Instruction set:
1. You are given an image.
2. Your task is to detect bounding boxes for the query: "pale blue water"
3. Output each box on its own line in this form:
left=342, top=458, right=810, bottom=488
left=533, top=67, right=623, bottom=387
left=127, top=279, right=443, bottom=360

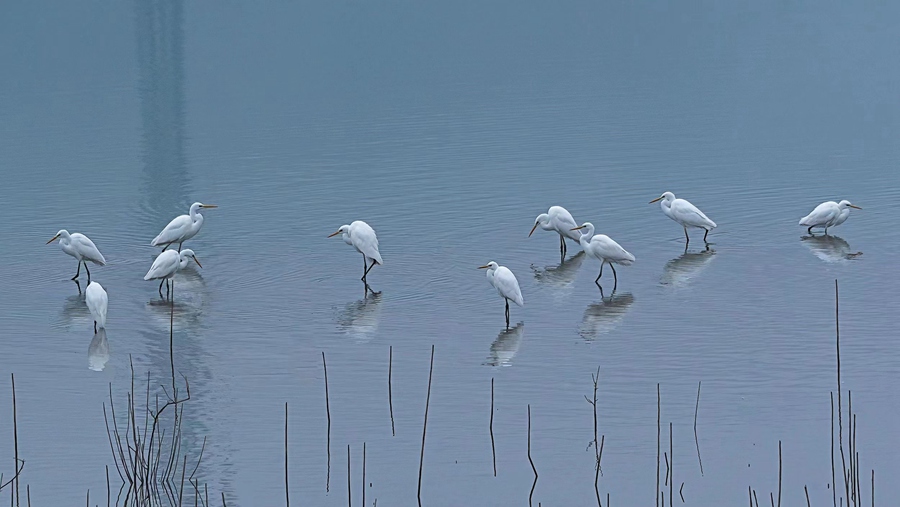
left=1, top=0, right=899, bottom=505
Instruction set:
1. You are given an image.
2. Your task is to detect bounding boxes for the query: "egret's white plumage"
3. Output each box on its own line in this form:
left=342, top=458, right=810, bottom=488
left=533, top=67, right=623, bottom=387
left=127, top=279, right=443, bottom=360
left=329, top=221, right=383, bottom=291
left=479, top=261, right=523, bottom=328
left=85, top=281, right=108, bottom=333
left=799, top=200, right=861, bottom=234
left=47, top=229, right=106, bottom=282
left=144, top=248, right=201, bottom=298
left=151, top=202, right=218, bottom=250
left=650, top=192, right=717, bottom=244
left=573, top=222, right=634, bottom=288
left=529, top=206, right=581, bottom=256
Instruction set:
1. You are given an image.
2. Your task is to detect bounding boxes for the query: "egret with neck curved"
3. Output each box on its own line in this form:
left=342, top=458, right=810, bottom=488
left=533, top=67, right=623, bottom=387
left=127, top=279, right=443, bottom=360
left=143, top=248, right=202, bottom=299
left=151, top=202, right=218, bottom=251
left=47, top=229, right=106, bottom=283
left=329, top=220, right=383, bottom=294
left=85, top=281, right=108, bottom=333
left=649, top=192, right=717, bottom=245
left=528, top=206, right=581, bottom=257
left=571, top=222, right=634, bottom=290
left=479, top=261, right=524, bottom=329
left=799, top=200, right=861, bottom=235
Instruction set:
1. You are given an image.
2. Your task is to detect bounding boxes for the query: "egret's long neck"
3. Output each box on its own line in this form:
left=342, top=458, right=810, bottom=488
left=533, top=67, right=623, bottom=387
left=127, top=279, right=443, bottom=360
left=190, top=208, right=203, bottom=224
left=178, top=256, right=190, bottom=271
left=579, top=225, right=594, bottom=244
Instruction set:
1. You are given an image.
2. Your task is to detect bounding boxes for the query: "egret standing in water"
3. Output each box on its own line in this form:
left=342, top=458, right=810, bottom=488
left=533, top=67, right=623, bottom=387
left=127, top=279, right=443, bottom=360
left=143, top=248, right=202, bottom=299
left=528, top=206, right=581, bottom=257
left=572, top=222, right=634, bottom=290
left=151, top=202, right=218, bottom=251
left=649, top=192, right=717, bottom=245
left=799, top=200, right=861, bottom=235
left=328, top=221, right=383, bottom=294
left=479, top=261, right=524, bottom=329
left=47, top=230, right=106, bottom=283
left=85, top=281, right=108, bottom=333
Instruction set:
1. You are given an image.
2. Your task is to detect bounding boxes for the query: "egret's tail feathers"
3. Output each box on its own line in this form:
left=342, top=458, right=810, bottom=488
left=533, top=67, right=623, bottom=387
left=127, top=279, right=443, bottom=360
left=706, top=219, right=717, bottom=229
left=512, top=295, right=524, bottom=307
left=799, top=216, right=814, bottom=226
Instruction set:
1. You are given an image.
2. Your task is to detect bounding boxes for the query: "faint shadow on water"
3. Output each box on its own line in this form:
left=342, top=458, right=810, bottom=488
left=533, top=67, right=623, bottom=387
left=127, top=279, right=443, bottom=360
left=487, top=322, right=525, bottom=367
left=144, top=271, right=208, bottom=332
left=801, top=234, right=862, bottom=263
left=88, top=329, right=110, bottom=371
left=660, top=248, right=717, bottom=288
left=58, top=290, right=91, bottom=330
left=531, top=251, right=586, bottom=298
left=578, top=293, right=635, bottom=341
left=336, top=293, right=383, bottom=342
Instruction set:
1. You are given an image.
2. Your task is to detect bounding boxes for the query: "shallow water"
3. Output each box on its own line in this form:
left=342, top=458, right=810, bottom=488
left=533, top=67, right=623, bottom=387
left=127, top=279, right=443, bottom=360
left=2, top=0, right=900, bottom=504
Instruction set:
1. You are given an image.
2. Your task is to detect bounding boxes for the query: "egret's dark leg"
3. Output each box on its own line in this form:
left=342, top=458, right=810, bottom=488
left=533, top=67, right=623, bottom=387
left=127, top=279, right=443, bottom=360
left=610, top=264, right=618, bottom=291
left=158, top=279, right=166, bottom=297
left=73, top=279, right=82, bottom=294
left=72, top=260, right=82, bottom=280
left=505, top=299, right=510, bottom=329
left=825, top=226, right=829, bottom=236
left=177, top=241, right=184, bottom=252
left=361, top=254, right=368, bottom=282
left=166, top=279, right=171, bottom=300
left=703, top=228, right=709, bottom=243
left=364, top=259, right=377, bottom=276
left=162, top=242, right=171, bottom=252
left=83, top=262, right=91, bottom=283
left=807, top=226, right=813, bottom=235
left=560, top=235, right=567, bottom=257
left=684, top=226, right=690, bottom=247
left=94, top=321, right=97, bottom=333
left=594, top=262, right=605, bottom=286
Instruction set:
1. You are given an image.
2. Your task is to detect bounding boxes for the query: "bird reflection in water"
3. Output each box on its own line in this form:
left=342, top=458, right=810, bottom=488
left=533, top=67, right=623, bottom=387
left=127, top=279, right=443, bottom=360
left=488, top=322, right=524, bottom=367
left=336, top=292, right=383, bottom=342
left=800, top=235, right=862, bottom=263
left=58, top=289, right=91, bottom=330
left=146, top=268, right=207, bottom=332
left=579, top=293, right=635, bottom=341
left=88, top=329, right=110, bottom=372
left=531, top=251, right=586, bottom=297
left=660, top=247, right=717, bottom=288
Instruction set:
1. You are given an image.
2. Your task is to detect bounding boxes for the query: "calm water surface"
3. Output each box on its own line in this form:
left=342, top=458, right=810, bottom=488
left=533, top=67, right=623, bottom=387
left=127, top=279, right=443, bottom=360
left=2, top=0, right=899, bottom=505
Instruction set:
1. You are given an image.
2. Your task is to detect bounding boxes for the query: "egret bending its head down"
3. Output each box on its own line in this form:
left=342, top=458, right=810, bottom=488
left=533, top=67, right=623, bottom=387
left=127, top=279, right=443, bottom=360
left=649, top=192, right=717, bottom=245
left=328, top=220, right=383, bottom=294
left=143, top=248, right=201, bottom=299
left=151, top=202, right=218, bottom=251
left=47, top=230, right=106, bottom=283
left=799, top=200, right=861, bottom=235
left=478, top=261, right=524, bottom=329
left=572, top=222, right=634, bottom=290
left=528, top=206, right=581, bottom=257
left=85, top=281, right=108, bottom=333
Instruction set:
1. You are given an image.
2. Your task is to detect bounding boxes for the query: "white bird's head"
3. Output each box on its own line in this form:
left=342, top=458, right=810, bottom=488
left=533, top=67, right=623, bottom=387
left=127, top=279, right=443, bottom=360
left=649, top=192, right=675, bottom=204
left=179, top=249, right=202, bottom=268
left=570, top=222, right=594, bottom=236
left=191, top=202, right=218, bottom=213
left=838, top=200, right=862, bottom=210
left=328, top=225, right=351, bottom=238
left=528, top=214, right=551, bottom=237
left=478, top=261, right=500, bottom=271
left=46, top=229, right=70, bottom=244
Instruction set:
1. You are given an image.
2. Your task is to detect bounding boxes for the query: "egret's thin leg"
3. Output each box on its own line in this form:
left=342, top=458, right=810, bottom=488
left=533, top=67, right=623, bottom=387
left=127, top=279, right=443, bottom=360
left=162, top=243, right=171, bottom=252
left=72, top=260, right=82, bottom=280
left=364, top=259, right=377, bottom=276
left=703, top=228, right=709, bottom=243
left=807, top=226, right=813, bottom=235
left=94, top=321, right=97, bottom=334
left=84, top=261, right=91, bottom=283
left=158, top=279, right=166, bottom=297
left=560, top=235, right=566, bottom=257
left=825, top=226, right=829, bottom=235
left=73, top=279, right=82, bottom=294
left=505, top=299, right=510, bottom=329
left=610, top=264, right=618, bottom=285
left=684, top=226, right=690, bottom=246
left=361, top=254, right=368, bottom=282
left=594, top=263, right=604, bottom=286
left=177, top=241, right=184, bottom=252
left=166, top=279, right=171, bottom=300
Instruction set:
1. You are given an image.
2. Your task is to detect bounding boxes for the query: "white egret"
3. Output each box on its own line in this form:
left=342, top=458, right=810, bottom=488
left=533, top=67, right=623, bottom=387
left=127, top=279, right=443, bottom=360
left=649, top=192, right=717, bottom=245
left=143, top=248, right=201, bottom=299
left=478, top=261, right=524, bottom=329
left=328, top=221, right=383, bottom=292
left=47, top=230, right=106, bottom=283
left=799, top=200, right=861, bottom=235
left=572, top=222, right=635, bottom=289
left=85, top=281, right=108, bottom=333
left=529, top=206, right=581, bottom=257
left=151, top=202, right=218, bottom=251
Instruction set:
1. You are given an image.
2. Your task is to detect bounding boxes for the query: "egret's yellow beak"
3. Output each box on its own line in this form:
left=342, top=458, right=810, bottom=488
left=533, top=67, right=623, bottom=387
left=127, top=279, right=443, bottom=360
left=46, top=234, right=60, bottom=244
left=477, top=265, right=490, bottom=269
left=849, top=204, right=862, bottom=210
left=528, top=223, right=539, bottom=237
left=649, top=196, right=664, bottom=204
left=570, top=225, right=586, bottom=231
left=200, top=204, right=218, bottom=209
left=192, top=256, right=203, bottom=269
left=327, top=230, right=341, bottom=238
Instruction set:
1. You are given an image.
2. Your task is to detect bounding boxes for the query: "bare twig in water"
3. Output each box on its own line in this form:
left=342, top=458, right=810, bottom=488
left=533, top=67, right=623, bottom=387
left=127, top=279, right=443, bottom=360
left=669, top=423, right=673, bottom=507
left=693, top=381, right=703, bottom=476
left=347, top=445, right=351, bottom=507
left=417, top=345, right=435, bottom=507
left=835, top=280, right=850, bottom=504
left=362, top=442, right=366, bottom=507
left=527, top=405, right=538, bottom=507
left=11, top=373, right=21, bottom=506
left=805, top=485, right=810, bottom=507
left=679, top=482, right=684, bottom=503
left=285, top=402, right=289, bottom=507
left=323, top=352, right=331, bottom=493
left=388, top=346, right=395, bottom=437
left=490, top=378, right=496, bottom=477
left=584, top=366, right=603, bottom=506
left=777, top=440, right=782, bottom=507
left=831, top=392, right=836, bottom=507
left=656, top=384, right=660, bottom=507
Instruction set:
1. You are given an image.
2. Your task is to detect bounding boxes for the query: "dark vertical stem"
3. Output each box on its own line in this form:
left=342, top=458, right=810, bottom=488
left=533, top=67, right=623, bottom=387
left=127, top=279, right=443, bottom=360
left=362, top=442, right=366, bottom=507
left=388, top=346, right=395, bottom=437
left=835, top=280, right=849, bottom=504
left=848, top=392, right=854, bottom=506
left=777, top=440, right=782, bottom=507
left=588, top=366, right=602, bottom=507
left=656, top=384, right=660, bottom=507
left=679, top=483, right=684, bottom=503
left=769, top=492, right=774, bottom=507
left=490, top=378, right=496, bottom=477
left=749, top=486, right=752, bottom=507
left=170, top=280, right=176, bottom=395
left=832, top=392, right=837, bottom=507
left=805, top=485, right=810, bottom=507
left=347, top=445, right=351, bottom=507
left=527, top=405, right=538, bottom=507
left=106, top=465, right=110, bottom=507
left=870, top=470, right=873, bottom=507
left=753, top=489, right=759, bottom=507
left=669, top=423, right=673, bottom=507
left=221, top=492, right=226, bottom=507
left=284, top=402, right=289, bottom=507
left=322, top=352, right=331, bottom=493
left=85, top=490, right=88, bottom=507
left=417, top=345, right=435, bottom=507
left=693, top=381, right=703, bottom=476
left=11, top=373, right=18, bottom=507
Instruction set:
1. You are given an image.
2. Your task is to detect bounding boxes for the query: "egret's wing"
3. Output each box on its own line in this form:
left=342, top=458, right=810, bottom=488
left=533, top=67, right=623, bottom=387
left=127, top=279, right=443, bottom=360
left=672, top=200, right=716, bottom=229
left=549, top=206, right=580, bottom=240
left=592, top=235, right=635, bottom=264
left=350, top=221, right=383, bottom=264
left=799, top=202, right=837, bottom=226
left=85, top=283, right=108, bottom=326
left=144, top=251, right=179, bottom=280
left=151, top=214, right=192, bottom=246
left=72, top=233, right=106, bottom=265
left=494, top=267, right=524, bottom=306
